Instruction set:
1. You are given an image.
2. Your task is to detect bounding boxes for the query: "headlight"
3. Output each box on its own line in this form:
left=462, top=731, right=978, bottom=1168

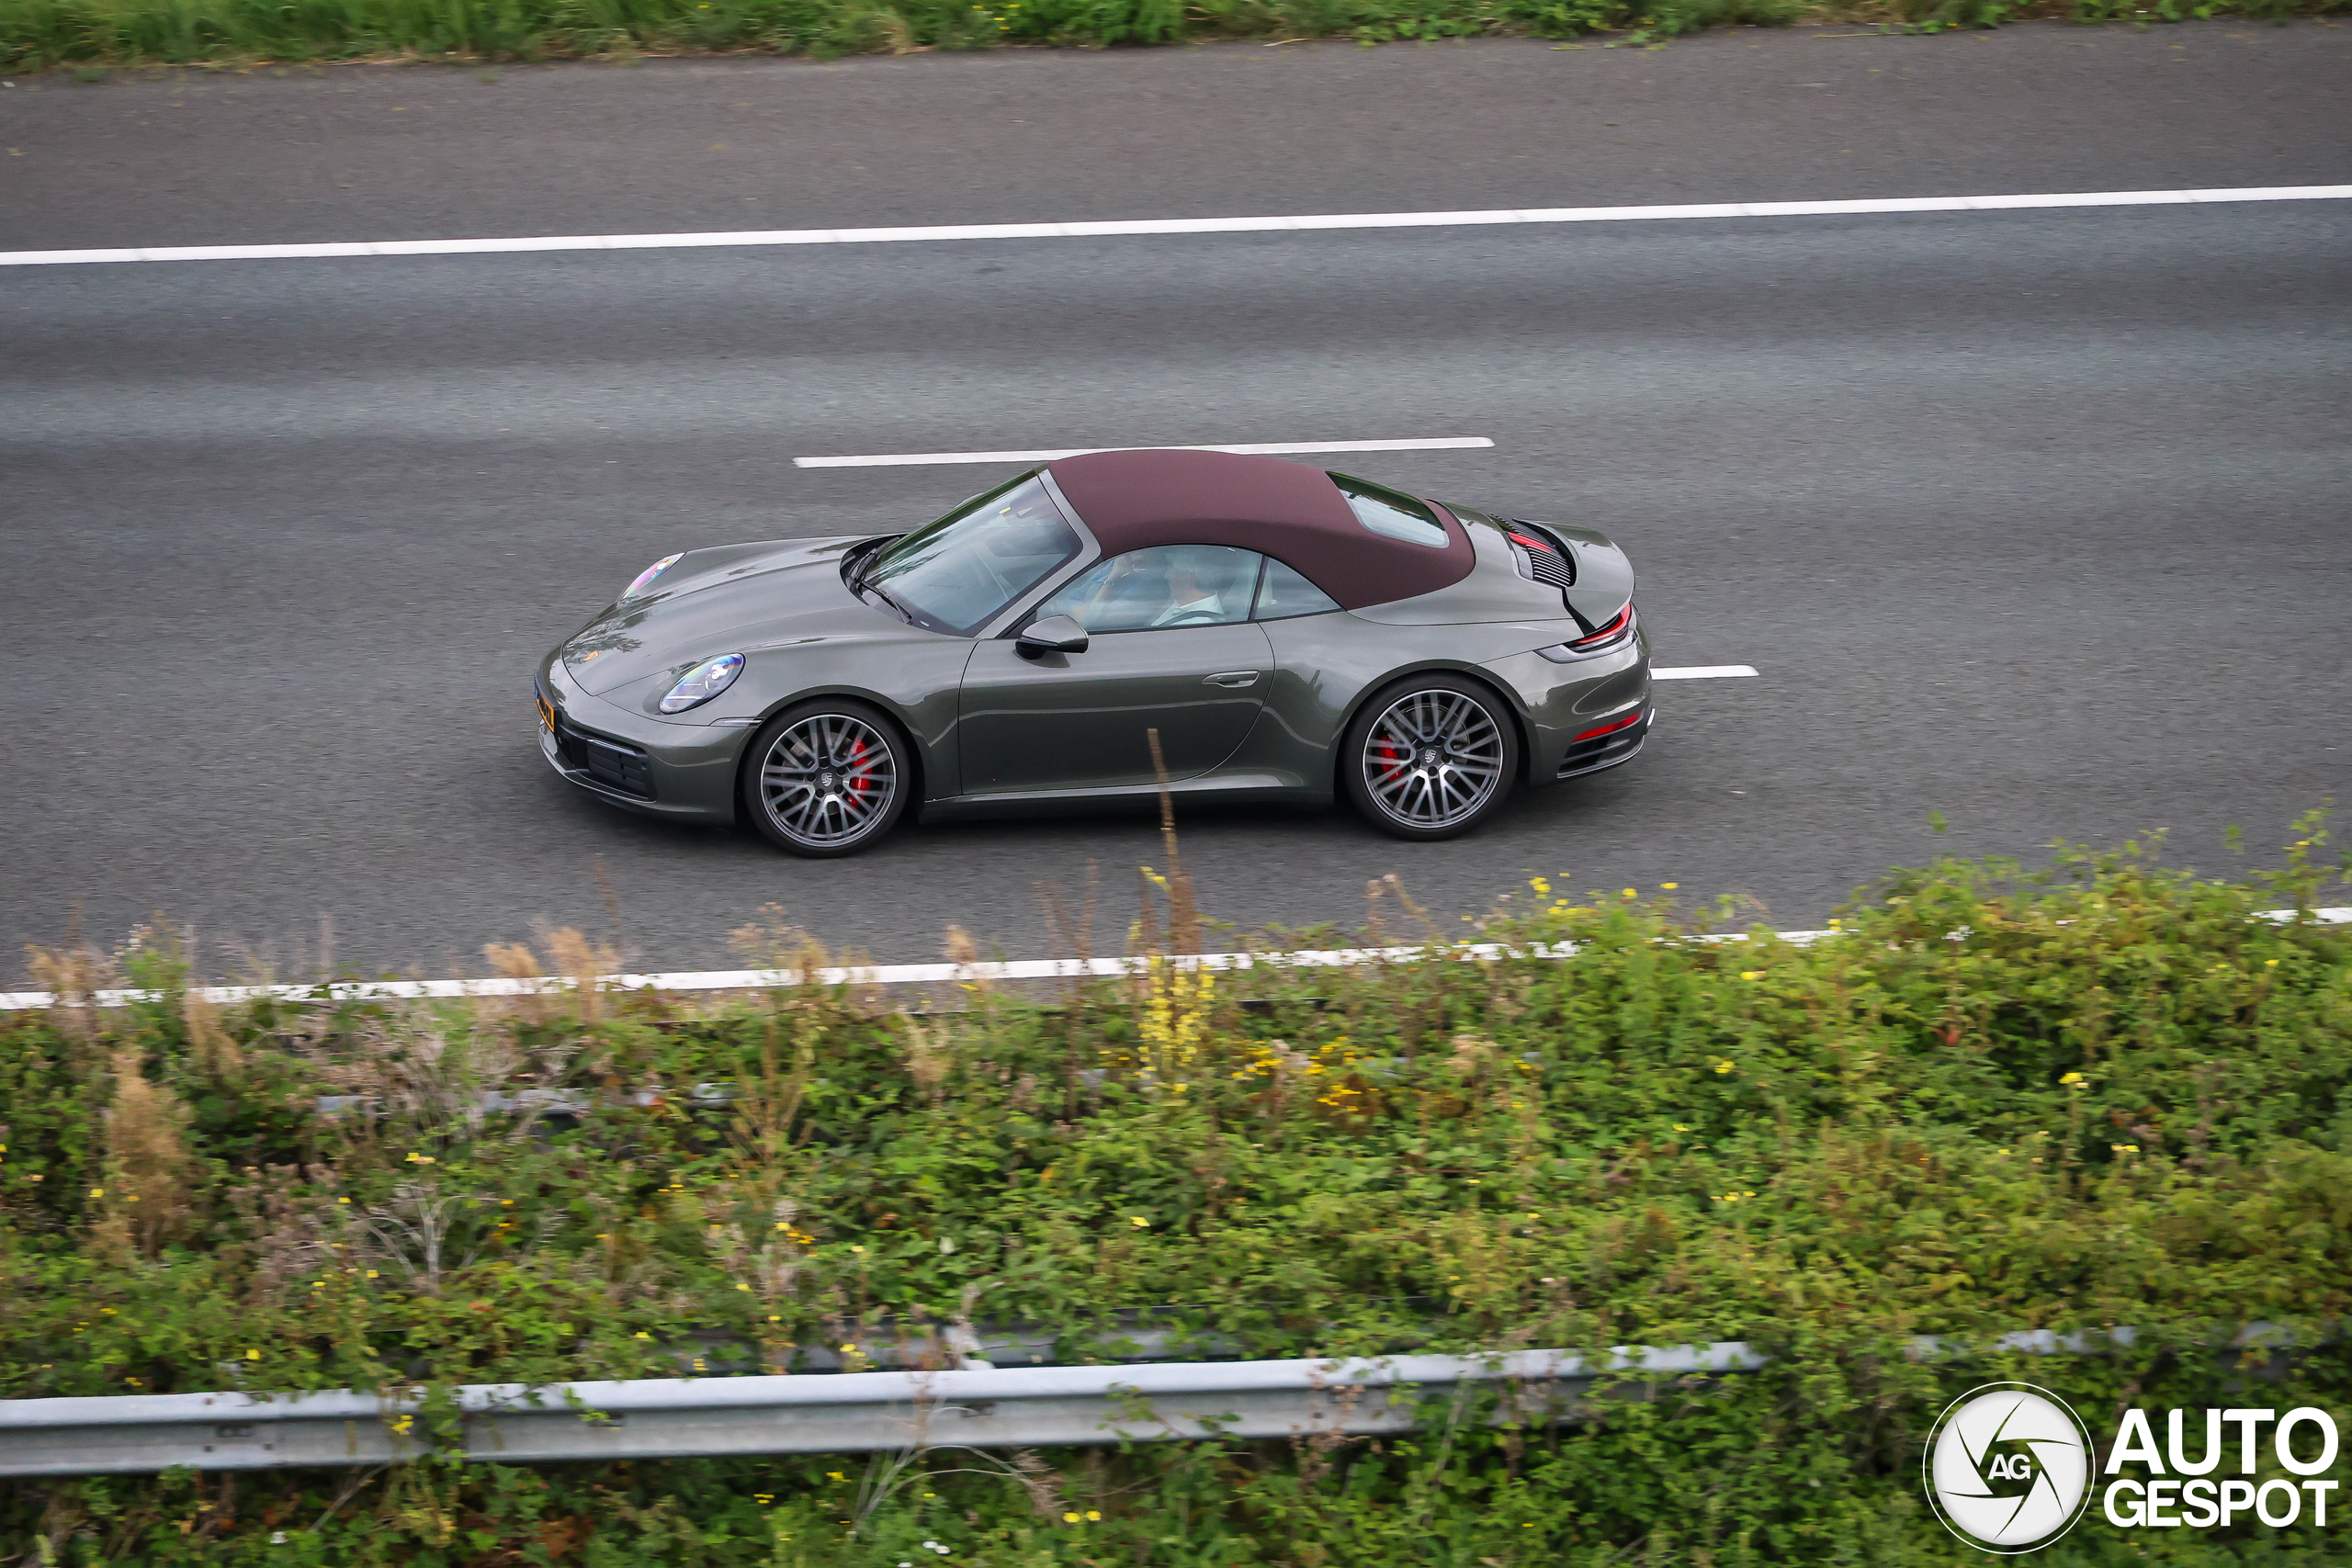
left=659, top=654, right=745, bottom=714
left=620, top=552, right=684, bottom=603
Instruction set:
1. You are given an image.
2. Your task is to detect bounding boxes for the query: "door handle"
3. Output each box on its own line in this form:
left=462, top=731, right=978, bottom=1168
left=1204, top=671, right=1261, bottom=689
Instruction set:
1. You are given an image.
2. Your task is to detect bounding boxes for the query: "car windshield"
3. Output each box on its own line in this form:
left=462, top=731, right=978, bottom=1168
left=862, top=474, right=1083, bottom=636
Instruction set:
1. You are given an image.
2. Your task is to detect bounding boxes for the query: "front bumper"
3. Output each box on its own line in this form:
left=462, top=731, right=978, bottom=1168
left=535, top=666, right=744, bottom=824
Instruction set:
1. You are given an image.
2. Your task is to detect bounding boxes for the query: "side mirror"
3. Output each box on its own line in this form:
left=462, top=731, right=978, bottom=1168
left=1017, top=615, right=1089, bottom=656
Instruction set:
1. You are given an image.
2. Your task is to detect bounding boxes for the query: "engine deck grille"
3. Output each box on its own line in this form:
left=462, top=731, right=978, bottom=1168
left=1504, top=520, right=1577, bottom=605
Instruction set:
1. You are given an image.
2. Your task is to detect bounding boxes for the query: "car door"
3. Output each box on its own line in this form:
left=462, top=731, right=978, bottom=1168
left=957, top=546, right=1274, bottom=795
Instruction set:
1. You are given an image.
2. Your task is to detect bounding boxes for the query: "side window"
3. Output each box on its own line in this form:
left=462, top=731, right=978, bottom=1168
left=1330, top=472, right=1451, bottom=549
left=1253, top=558, right=1341, bottom=621
left=1033, top=546, right=1264, bottom=634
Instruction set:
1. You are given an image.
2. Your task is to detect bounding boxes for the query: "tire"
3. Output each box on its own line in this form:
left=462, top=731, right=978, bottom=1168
left=739, top=699, right=913, bottom=858
left=1340, top=673, right=1521, bottom=841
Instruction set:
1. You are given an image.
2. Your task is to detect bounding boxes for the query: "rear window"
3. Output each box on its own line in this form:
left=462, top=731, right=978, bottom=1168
left=1330, top=473, right=1450, bottom=549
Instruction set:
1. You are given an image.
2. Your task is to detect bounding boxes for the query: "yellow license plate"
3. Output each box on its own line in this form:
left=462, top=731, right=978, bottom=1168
left=537, top=692, right=558, bottom=733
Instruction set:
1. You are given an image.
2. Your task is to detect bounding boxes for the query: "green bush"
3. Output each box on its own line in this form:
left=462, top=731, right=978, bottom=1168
left=3, top=0, right=2346, bottom=71
left=2, top=818, right=2347, bottom=1562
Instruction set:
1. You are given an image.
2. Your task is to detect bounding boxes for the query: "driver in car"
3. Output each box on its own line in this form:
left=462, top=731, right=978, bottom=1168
left=1056, top=546, right=1252, bottom=631
left=1149, top=560, right=1224, bottom=626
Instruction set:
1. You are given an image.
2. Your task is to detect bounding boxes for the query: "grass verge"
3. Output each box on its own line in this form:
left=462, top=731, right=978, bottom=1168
left=3, top=814, right=2348, bottom=1562
left=4, top=0, right=2348, bottom=76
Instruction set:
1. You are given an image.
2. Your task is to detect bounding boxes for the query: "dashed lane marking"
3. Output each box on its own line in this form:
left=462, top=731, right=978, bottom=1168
left=795, top=437, right=1493, bottom=468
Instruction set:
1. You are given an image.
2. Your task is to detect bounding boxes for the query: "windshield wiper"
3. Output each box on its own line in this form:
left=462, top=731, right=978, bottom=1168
left=847, top=537, right=926, bottom=626
left=849, top=536, right=904, bottom=589
left=860, top=580, right=919, bottom=626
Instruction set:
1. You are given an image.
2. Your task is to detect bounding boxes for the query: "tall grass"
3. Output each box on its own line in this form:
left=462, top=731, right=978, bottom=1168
left=2, top=820, right=2347, bottom=1560
left=3, top=0, right=2342, bottom=71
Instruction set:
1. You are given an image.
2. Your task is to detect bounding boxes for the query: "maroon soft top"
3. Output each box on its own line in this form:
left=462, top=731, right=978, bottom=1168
left=1045, top=448, right=1474, bottom=611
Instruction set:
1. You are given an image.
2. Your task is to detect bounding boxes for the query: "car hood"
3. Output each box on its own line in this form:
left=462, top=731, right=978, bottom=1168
left=560, top=536, right=880, bottom=696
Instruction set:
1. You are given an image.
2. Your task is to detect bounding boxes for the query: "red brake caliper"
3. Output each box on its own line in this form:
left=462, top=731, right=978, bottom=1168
left=850, top=736, right=870, bottom=795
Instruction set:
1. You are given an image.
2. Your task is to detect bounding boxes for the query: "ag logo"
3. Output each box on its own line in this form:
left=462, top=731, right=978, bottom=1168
left=1923, top=1382, right=2094, bottom=1553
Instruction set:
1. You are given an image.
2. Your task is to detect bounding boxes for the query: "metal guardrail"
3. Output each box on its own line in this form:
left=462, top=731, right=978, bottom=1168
left=0, top=1324, right=2310, bottom=1477
left=0, top=1345, right=1767, bottom=1478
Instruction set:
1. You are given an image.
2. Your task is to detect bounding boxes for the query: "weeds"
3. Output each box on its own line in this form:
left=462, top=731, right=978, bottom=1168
left=3, top=0, right=2340, bottom=71
left=0, top=817, right=2346, bottom=1561
left=96, top=1046, right=193, bottom=1258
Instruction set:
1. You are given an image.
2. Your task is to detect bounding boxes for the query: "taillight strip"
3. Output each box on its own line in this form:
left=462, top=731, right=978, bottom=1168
left=1569, top=604, right=1634, bottom=649
left=1570, top=708, right=1645, bottom=744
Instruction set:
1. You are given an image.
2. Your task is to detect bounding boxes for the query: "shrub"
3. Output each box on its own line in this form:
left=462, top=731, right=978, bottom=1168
left=1, top=818, right=2346, bottom=1562
left=6, top=0, right=2348, bottom=71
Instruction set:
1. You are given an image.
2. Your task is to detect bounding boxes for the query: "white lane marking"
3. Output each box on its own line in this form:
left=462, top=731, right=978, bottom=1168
left=1652, top=665, right=1759, bottom=680
left=0, top=947, right=1565, bottom=1010
left=6, top=186, right=2346, bottom=268
left=6, top=908, right=2343, bottom=1010
left=796, top=436, right=1494, bottom=468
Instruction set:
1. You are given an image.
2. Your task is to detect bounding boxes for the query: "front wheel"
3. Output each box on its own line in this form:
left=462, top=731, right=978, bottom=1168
left=740, top=700, right=911, bottom=857
left=1341, top=674, right=1520, bottom=841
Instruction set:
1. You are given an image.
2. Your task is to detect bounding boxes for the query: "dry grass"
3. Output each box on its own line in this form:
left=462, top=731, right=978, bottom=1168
left=899, top=1011, right=952, bottom=1104
left=24, top=929, right=111, bottom=1043
left=181, top=985, right=241, bottom=1077
left=482, top=924, right=620, bottom=1026
left=221, top=1163, right=345, bottom=1304
left=100, top=1046, right=194, bottom=1257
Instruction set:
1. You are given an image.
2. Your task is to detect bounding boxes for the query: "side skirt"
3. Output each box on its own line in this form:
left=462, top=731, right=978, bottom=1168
left=919, top=774, right=1326, bottom=824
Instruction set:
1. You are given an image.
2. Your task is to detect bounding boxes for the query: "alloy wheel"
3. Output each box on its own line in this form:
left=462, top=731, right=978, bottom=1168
left=1360, top=688, right=1505, bottom=830
left=757, top=713, right=899, bottom=849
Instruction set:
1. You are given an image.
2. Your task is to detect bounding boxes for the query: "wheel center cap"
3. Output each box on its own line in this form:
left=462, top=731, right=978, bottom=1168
left=820, top=772, right=838, bottom=790
left=1419, top=747, right=1441, bottom=768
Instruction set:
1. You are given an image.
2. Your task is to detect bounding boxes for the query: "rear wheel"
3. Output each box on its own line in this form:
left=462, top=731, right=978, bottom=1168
left=1342, top=674, right=1519, bottom=841
left=740, top=699, right=911, bottom=857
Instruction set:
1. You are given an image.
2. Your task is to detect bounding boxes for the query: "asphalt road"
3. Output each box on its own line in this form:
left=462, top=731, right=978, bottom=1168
left=5, top=27, right=2348, bottom=978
